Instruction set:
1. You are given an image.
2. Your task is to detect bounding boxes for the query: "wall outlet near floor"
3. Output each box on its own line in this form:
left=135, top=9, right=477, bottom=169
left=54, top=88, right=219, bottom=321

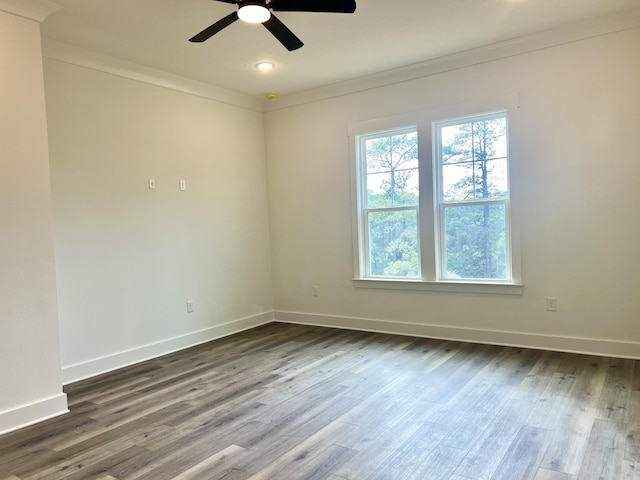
left=312, top=286, right=319, bottom=297
left=546, top=297, right=558, bottom=312
left=186, top=300, right=194, bottom=313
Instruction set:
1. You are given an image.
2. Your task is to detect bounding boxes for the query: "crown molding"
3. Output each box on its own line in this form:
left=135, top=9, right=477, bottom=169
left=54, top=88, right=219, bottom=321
left=0, top=0, right=61, bottom=22
left=263, top=7, right=640, bottom=112
left=38, top=7, right=640, bottom=113
left=42, top=39, right=264, bottom=112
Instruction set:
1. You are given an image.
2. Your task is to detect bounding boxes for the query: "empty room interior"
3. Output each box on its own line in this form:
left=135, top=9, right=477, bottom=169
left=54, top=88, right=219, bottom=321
left=1, top=0, right=640, bottom=478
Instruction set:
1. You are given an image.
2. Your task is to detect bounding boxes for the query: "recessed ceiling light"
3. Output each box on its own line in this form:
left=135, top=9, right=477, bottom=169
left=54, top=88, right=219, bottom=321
left=256, top=62, right=275, bottom=71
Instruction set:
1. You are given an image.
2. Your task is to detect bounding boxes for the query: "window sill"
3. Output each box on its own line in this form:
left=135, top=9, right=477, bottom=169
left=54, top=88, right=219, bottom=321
left=353, top=278, right=524, bottom=295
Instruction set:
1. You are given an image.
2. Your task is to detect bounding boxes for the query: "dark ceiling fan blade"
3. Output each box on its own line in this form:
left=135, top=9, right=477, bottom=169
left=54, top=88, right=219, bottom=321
left=262, top=14, right=304, bottom=51
left=271, top=0, right=356, bottom=13
left=189, top=12, right=239, bottom=42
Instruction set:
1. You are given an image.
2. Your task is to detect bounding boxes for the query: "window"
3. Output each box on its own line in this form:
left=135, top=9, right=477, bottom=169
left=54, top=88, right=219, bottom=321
left=435, top=113, right=510, bottom=281
left=359, top=128, right=420, bottom=278
left=351, top=100, right=522, bottom=293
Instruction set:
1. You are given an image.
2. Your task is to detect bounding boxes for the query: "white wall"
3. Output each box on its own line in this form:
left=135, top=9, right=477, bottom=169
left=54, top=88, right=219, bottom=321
left=0, top=9, right=67, bottom=434
left=44, top=59, right=274, bottom=382
left=266, top=27, right=640, bottom=356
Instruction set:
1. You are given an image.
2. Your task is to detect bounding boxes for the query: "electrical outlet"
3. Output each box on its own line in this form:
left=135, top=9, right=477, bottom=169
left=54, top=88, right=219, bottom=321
left=148, top=178, right=155, bottom=189
left=179, top=179, right=187, bottom=191
left=546, top=297, right=558, bottom=312
left=186, top=300, right=194, bottom=313
left=312, top=286, right=319, bottom=297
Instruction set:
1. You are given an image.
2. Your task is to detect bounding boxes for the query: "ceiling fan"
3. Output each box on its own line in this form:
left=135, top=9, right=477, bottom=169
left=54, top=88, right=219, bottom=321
left=189, top=0, right=357, bottom=51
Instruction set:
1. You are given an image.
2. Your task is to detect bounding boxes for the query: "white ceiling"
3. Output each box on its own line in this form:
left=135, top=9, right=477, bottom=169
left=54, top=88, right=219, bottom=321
left=40, top=0, right=640, bottom=99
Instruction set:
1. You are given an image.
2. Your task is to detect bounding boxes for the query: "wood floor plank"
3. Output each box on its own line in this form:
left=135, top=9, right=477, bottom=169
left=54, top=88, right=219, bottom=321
left=629, top=391, right=640, bottom=428
left=215, top=469, right=252, bottom=480
left=479, top=346, right=544, bottom=388
left=49, top=402, right=189, bottom=455
left=422, top=343, right=498, bottom=404
left=577, top=418, right=620, bottom=480
left=256, top=351, right=351, bottom=406
left=0, top=412, right=95, bottom=455
left=613, top=458, right=640, bottom=479
left=243, top=420, right=357, bottom=480
left=366, top=423, right=456, bottom=479
left=533, top=469, right=576, bottom=480
left=0, top=446, right=66, bottom=478
left=39, top=445, right=148, bottom=480
left=1, top=322, right=638, bottom=480
left=626, top=423, right=640, bottom=463
left=250, top=377, right=350, bottom=425
left=168, top=444, right=246, bottom=480
left=248, top=443, right=356, bottom=480
left=109, top=425, right=243, bottom=480
left=614, top=422, right=640, bottom=480
left=453, top=398, right=535, bottom=479
left=437, top=382, right=514, bottom=451
left=276, top=394, right=362, bottom=445
left=330, top=420, right=427, bottom=479
left=21, top=426, right=166, bottom=480
left=490, top=425, right=550, bottom=480
left=225, top=397, right=361, bottom=474
left=161, top=375, right=280, bottom=429
left=525, top=372, right=576, bottom=430
left=538, top=358, right=609, bottom=475
left=428, top=365, right=507, bottom=426
left=597, top=357, right=635, bottom=425
left=402, top=444, right=467, bottom=480
left=336, top=371, right=429, bottom=429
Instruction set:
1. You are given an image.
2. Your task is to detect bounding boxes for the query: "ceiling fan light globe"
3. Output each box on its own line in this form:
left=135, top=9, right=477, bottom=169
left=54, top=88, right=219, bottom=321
left=238, top=4, right=271, bottom=23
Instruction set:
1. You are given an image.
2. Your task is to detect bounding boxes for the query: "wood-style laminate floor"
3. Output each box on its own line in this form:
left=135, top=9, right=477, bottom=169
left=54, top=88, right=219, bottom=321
left=1, top=322, right=639, bottom=480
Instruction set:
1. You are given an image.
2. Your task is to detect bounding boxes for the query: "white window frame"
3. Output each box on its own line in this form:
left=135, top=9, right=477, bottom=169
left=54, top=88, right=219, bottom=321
left=357, top=126, right=421, bottom=280
left=434, top=111, right=512, bottom=283
left=349, top=96, right=523, bottom=295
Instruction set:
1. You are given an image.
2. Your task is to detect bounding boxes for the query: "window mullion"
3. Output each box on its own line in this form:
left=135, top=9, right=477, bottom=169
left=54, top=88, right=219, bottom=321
left=365, top=205, right=418, bottom=214
left=441, top=198, right=508, bottom=208
left=418, top=120, right=435, bottom=281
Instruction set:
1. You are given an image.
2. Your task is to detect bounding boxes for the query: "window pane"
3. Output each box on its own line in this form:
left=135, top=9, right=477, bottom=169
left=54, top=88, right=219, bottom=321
left=443, top=204, right=507, bottom=280
left=365, top=131, right=418, bottom=207
left=473, top=118, right=507, bottom=161
left=476, top=158, right=508, bottom=199
left=368, top=209, right=419, bottom=277
left=440, top=115, right=509, bottom=202
left=367, top=168, right=418, bottom=207
left=365, top=136, right=392, bottom=173
left=443, top=162, right=474, bottom=202
left=442, top=124, right=473, bottom=165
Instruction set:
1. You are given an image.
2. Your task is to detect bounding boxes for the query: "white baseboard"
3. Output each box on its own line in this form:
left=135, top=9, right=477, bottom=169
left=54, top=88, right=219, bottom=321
left=0, top=393, right=69, bottom=436
left=62, top=311, right=274, bottom=384
left=274, top=311, right=640, bottom=360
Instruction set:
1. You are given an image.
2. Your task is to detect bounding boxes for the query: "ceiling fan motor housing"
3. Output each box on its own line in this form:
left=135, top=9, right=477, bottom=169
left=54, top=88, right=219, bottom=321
left=237, top=0, right=271, bottom=23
